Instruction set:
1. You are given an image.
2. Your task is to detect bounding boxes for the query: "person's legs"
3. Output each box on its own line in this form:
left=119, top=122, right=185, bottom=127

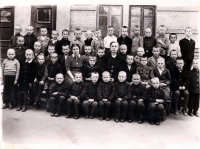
left=98, top=101, right=104, bottom=119
left=66, top=98, right=73, bottom=117
left=56, top=96, right=65, bottom=116
left=114, top=100, right=121, bottom=120
left=90, top=101, right=98, bottom=118
left=50, top=97, right=56, bottom=115
left=129, top=100, right=136, bottom=121
left=82, top=100, right=89, bottom=117
left=8, top=76, right=15, bottom=108
left=137, top=101, right=145, bottom=123
left=156, top=104, right=165, bottom=125
left=148, top=103, right=156, bottom=124
left=182, top=90, right=189, bottom=115
left=193, top=93, right=199, bottom=116
left=174, top=90, right=180, bottom=114
left=74, top=98, right=80, bottom=118
left=17, top=91, right=23, bottom=111
left=2, top=76, right=10, bottom=108
left=105, top=101, right=111, bottom=120
left=121, top=100, right=128, bottom=121
left=22, top=92, right=29, bottom=112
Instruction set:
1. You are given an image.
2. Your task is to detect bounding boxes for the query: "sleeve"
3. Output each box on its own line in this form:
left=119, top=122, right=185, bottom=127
left=108, top=83, right=115, bottom=101
left=162, top=38, right=169, bottom=49
left=58, top=85, right=69, bottom=98
left=97, top=82, right=103, bottom=100
left=80, top=84, right=90, bottom=100
left=146, top=88, right=156, bottom=103
left=114, top=83, right=119, bottom=99
left=165, top=70, right=171, bottom=85
left=77, top=84, right=85, bottom=99
left=43, top=65, right=48, bottom=81
left=161, top=88, right=167, bottom=102
left=123, top=84, right=132, bottom=101
left=15, top=60, right=20, bottom=82
left=65, top=57, right=71, bottom=72
left=50, top=84, right=56, bottom=97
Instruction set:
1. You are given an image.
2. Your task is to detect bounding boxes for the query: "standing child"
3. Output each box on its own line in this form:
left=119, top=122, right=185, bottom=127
left=10, top=24, right=23, bottom=48
left=45, top=44, right=56, bottom=64
left=37, top=27, right=50, bottom=55
left=2, top=49, right=20, bottom=109
left=91, top=29, right=104, bottom=52
left=179, top=27, right=196, bottom=71
left=155, top=25, right=169, bottom=59
left=82, top=45, right=92, bottom=62
left=134, top=47, right=145, bottom=67
left=117, top=26, right=132, bottom=54
left=118, top=44, right=128, bottom=65
left=66, top=72, right=85, bottom=119
left=96, top=47, right=106, bottom=72
left=49, top=30, right=60, bottom=55
left=167, top=33, right=181, bottom=58
left=57, top=29, right=70, bottom=55
left=17, top=49, right=36, bottom=112
left=131, top=25, right=143, bottom=56
left=97, top=71, right=115, bottom=121
left=81, top=72, right=99, bottom=119
left=104, top=26, right=117, bottom=55
left=33, top=41, right=43, bottom=58
left=50, top=73, right=69, bottom=117
left=14, top=36, right=27, bottom=64
left=24, top=25, right=37, bottom=49
left=114, top=71, right=131, bottom=122
left=84, top=30, right=93, bottom=46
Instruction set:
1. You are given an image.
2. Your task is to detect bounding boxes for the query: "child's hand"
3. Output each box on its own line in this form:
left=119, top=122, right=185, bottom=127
left=132, top=95, right=136, bottom=99
left=146, top=85, right=151, bottom=89
left=50, top=78, right=54, bottom=80
left=141, top=81, right=146, bottom=85
left=157, top=39, right=163, bottom=44
left=34, top=78, right=37, bottom=82
left=138, top=99, right=143, bottom=102
left=110, top=78, right=114, bottom=82
left=129, top=82, right=133, bottom=85
left=29, top=83, right=32, bottom=88
left=52, top=92, right=58, bottom=95
left=182, top=86, right=185, bottom=90
left=14, top=81, right=17, bottom=85
left=85, top=78, right=91, bottom=81
left=71, top=96, right=76, bottom=100
left=179, top=86, right=182, bottom=90
left=88, top=99, right=94, bottom=102
left=156, top=99, right=164, bottom=103
left=48, top=77, right=51, bottom=80
left=160, top=83, right=166, bottom=87
left=39, top=81, right=44, bottom=84
left=117, top=98, right=122, bottom=101
left=102, top=99, right=107, bottom=102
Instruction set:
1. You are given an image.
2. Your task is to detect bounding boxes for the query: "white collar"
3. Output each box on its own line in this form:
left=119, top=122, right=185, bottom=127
left=25, top=59, right=33, bottom=63
left=185, top=37, right=191, bottom=41
left=107, top=35, right=115, bottom=38
left=111, top=53, right=117, bottom=58
left=157, top=67, right=164, bottom=71
left=72, top=54, right=81, bottom=58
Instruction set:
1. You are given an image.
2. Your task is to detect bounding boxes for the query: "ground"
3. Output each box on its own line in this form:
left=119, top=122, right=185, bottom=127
left=1, top=105, right=200, bottom=149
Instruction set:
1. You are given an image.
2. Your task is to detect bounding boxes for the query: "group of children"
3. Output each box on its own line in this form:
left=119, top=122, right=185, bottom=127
left=1, top=24, right=199, bottom=126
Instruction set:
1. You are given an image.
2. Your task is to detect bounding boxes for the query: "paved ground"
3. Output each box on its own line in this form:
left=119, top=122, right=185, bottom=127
left=1, top=105, right=200, bottom=149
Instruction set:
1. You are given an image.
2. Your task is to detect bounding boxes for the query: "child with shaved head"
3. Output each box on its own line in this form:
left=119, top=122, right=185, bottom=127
left=10, top=24, right=23, bottom=48
left=24, top=25, right=37, bottom=49
left=84, top=30, right=93, bottom=46
left=14, top=36, right=27, bottom=63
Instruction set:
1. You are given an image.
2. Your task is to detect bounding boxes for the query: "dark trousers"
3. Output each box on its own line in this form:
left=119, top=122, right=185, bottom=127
left=183, top=60, right=193, bottom=71
left=129, top=100, right=145, bottom=120
left=115, top=100, right=128, bottom=119
left=50, top=96, right=65, bottom=114
left=188, top=92, right=199, bottom=113
left=148, top=103, right=164, bottom=122
left=82, top=100, right=98, bottom=116
left=67, top=98, right=80, bottom=116
left=28, top=84, right=35, bottom=104
left=18, top=91, right=29, bottom=108
left=33, top=81, right=44, bottom=103
left=174, top=90, right=189, bottom=112
left=99, top=100, right=111, bottom=118
left=3, top=75, right=15, bottom=106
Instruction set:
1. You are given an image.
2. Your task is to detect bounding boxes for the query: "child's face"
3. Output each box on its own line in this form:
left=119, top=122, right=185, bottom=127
left=152, top=79, right=160, bottom=89
left=170, top=51, right=178, bottom=60
left=102, top=74, right=110, bottom=83
left=126, top=55, right=134, bottom=65
left=72, top=46, right=80, bottom=55
left=34, top=42, right=42, bottom=50
left=40, top=28, right=47, bottom=36
left=141, top=58, right=148, bottom=66
left=118, top=73, right=126, bottom=82
left=133, top=28, right=140, bottom=36
left=152, top=48, right=160, bottom=57
left=169, top=35, right=177, bottom=43
left=26, top=27, right=34, bottom=35
left=185, top=28, right=192, bottom=37
left=17, top=37, right=25, bottom=47
left=107, top=28, right=114, bottom=36
left=145, top=28, right=152, bottom=37
left=110, top=43, right=119, bottom=53
left=157, top=60, right=164, bottom=69
left=25, top=51, right=33, bottom=61
left=86, top=32, right=93, bottom=39
left=14, top=26, right=21, bottom=34
left=97, top=49, right=105, bottom=57
left=137, top=48, right=144, bottom=57
left=62, top=46, right=70, bottom=55
left=56, top=74, right=64, bottom=84
left=48, top=46, right=55, bottom=54
left=84, top=46, right=92, bottom=55
left=74, top=74, right=82, bottom=83
left=132, top=75, right=140, bottom=85
left=89, top=57, right=96, bottom=67
left=121, top=28, right=128, bottom=37
left=51, top=31, right=58, bottom=40
left=193, top=60, right=199, bottom=69
left=91, top=74, right=99, bottom=84
left=62, top=31, right=69, bottom=39
left=37, top=56, right=45, bottom=65
left=7, top=51, right=15, bottom=59
left=94, top=30, right=101, bottom=38
left=51, top=56, right=58, bottom=64
left=74, top=30, right=82, bottom=39
left=158, top=27, right=166, bottom=36
left=176, top=60, right=184, bottom=69
left=119, top=45, right=127, bottom=54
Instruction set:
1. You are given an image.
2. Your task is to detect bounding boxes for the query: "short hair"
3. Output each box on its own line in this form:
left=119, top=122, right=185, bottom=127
left=185, top=27, right=192, bottom=31
left=17, top=36, right=24, bottom=40
left=26, top=25, right=34, bottom=30
left=37, top=53, right=45, bottom=60
left=133, top=25, right=140, bottom=30
left=14, top=24, right=22, bottom=29
left=102, top=71, right=111, bottom=77
left=122, top=26, right=128, bottom=31
left=34, top=41, right=41, bottom=46
left=62, top=29, right=69, bottom=34
left=176, top=57, right=184, bottom=63
left=193, top=58, right=199, bottom=63
left=132, top=73, right=141, bottom=79
left=170, top=49, right=178, bottom=55
left=39, top=26, right=47, bottom=32
left=145, top=28, right=152, bottom=32
left=110, top=41, right=119, bottom=47
left=126, top=54, right=134, bottom=59
left=120, top=44, right=127, bottom=49
left=56, top=73, right=64, bottom=78
left=89, top=52, right=96, bottom=57
left=107, top=26, right=114, bottom=29
left=25, top=49, right=34, bottom=55
left=158, top=25, right=166, bottom=29
left=140, top=55, right=148, bottom=60
left=74, top=72, right=82, bottom=77
left=84, top=45, right=92, bottom=49
left=86, top=30, right=93, bottom=34
left=97, top=47, right=105, bottom=52
left=137, top=47, right=145, bottom=52
left=152, top=46, right=160, bottom=51
left=71, top=44, right=80, bottom=51
left=91, top=71, right=99, bottom=77
left=151, top=77, right=159, bottom=83
left=118, top=71, right=127, bottom=77
left=169, top=33, right=177, bottom=39
left=7, top=49, right=15, bottom=54
left=157, top=58, right=165, bottom=64
left=48, top=44, right=55, bottom=48
left=50, top=53, right=58, bottom=58
left=62, top=43, right=70, bottom=47
left=51, top=30, right=59, bottom=36
left=74, top=28, right=82, bottom=32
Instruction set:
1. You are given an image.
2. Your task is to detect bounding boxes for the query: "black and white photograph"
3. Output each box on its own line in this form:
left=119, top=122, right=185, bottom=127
left=0, top=0, right=200, bottom=148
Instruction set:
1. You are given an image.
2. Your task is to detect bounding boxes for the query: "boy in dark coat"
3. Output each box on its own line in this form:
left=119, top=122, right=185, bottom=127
left=57, top=29, right=71, bottom=55
left=14, top=36, right=27, bottom=64
left=49, top=30, right=60, bottom=55
left=24, top=25, right=37, bottom=49
left=10, top=25, right=23, bottom=48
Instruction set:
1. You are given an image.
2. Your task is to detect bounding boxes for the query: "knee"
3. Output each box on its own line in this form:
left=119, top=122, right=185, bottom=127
left=149, top=103, right=156, bottom=110
left=157, top=104, right=164, bottom=111
left=67, top=98, right=72, bottom=103
left=99, top=101, right=103, bottom=106
left=83, top=101, right=89, bottom=106
left=92, top=102, right=98, bottom=106
left=115, top=100, right=121, bottom=105
left=122, top=100, right=128, bottom=106
left=183, top=90, right=189, bottom=96
left=175, top=90, right=180, bottom=96
left=74, top=98, right=80, bottom=104
left=106, top=101, right=111, bottom=106
left=59, top=96, right=65, bottom=102
left=130, top=100, right=136, bottom=106
left=137, top=101, right=144, bottom=107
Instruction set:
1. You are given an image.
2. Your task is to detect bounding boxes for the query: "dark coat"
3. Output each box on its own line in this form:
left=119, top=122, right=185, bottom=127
left=97, top=81, right=115, bottom=101
left=82, top=63, right=102, bottom=79
left=14, top=46, right=27, bottom=63
left=44, top=62, right=62, bottom=80
left=121, top=63, right=137, bottom=82
left=115, top=81, right=132, bottom=101
left=143, top=36, right=156, bottom=57
left=131, top=83, right=146, bottom=102
left=57, top=38, right=71, bottom=55
left=166, top=57, right=177, bottom=81
left=58, top=54, right=69, bottom=75
left=49, top=39, right=60, bottom=55
left=179, top=38, right=195, bottom=60
left=153, top=68, right=171, bottom=85
left=50, top=82, right=69, bottom=98
left=69, top=82, right=85, bottom=99
left=117, top=36, right=132, bottom=54
left=35, top=63, right=47, bottom=81
left=81, top=81, right=99, bottom=100
left=146, top=87, right=166, bottom=103
left=24, top=34, right=37, bottom=49
left=189, top=68, right=200, bottom=93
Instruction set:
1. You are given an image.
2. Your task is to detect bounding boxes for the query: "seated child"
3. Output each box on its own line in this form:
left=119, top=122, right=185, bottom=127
left=84, top=30, right=93, bottom=46
left=33, top=41, right=43, bottom=58
left=17, top=49, right=36, bottom=112
left=155, top=25, right=169, bottom=59
left=2, top=49, right=20, bottom=109
left=33, top=54, right=46, bottom=108
left=121, top=55, right=136, bottom=83
left=24, top=25, right=37, bottom=49
left=96, top=47, right=106, bottom=72
left=117, top=26, right=132, bottom=54
left=167, top=33, right=181, bottom=58
left=129, top=74, right=146, bottom=123
left=143, top=28, right=156, bottom=57
left=45, top=44, right=56, bottom=64
left=37, top=27, right=50, bottom=55
left=134, top=47, right=145, bottom=67
left=97, top=71, right=115, bottom=121
left=188, top=59, right=199, bottom=117
left=49, top=30, right=60, bottom=55
left=10, top=24, right=23, bottom=48
left=146, top=77, right=166, bottom=125
left=131, top=25, right=143, bottom=56
left=81, top=72, right=99, bottom=119
left=114, top=71, right=131, bottom=122
left=66, top=72, right=85, bottom=119
left=14, top=36, right=27, bottom=63
left=57, top=29, right=70, bottom=55
left=148, top=46, right=165, bottom=69
left=83, top=45, right=92, bottom=62
left=91, top=29, right=104, bottom=52
left=82, top=52, right=101, bottom=81
left=172, top=58, right=189, bottom=115
left=118, top=44, right=128, bottom=65
left=136, top=56, right=154, bottom=88
left=70, top=28, right=84, bottom=54
left=50, top=73, right=69, bottom=117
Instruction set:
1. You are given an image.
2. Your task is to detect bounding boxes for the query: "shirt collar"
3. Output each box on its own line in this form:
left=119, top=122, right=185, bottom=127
left=107, top=35, right=115, bottom=38
left=25, top=59, right=33, bottom=63
left=111, top=54, right=117, bottom=58
left=72, top=54, right=81, bottom=58
left=157, top=67, right=164, bottom=71
left=74, top=38, right=83, bottom=42
left=185, top=37, right=191, bottom=41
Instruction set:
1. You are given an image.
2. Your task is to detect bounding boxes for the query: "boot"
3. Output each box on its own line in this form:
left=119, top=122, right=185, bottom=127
left=21, top=106, right=27, bottom=112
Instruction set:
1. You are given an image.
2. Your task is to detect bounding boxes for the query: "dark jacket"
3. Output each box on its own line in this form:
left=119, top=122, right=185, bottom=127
left=131, top=83, right=146, bottom=102
left=82, top=63, right=102, bottom=79
left=35, top=63, right=47, bottom=81
left=121, top=63, right=137, bottom=82
left=44, top=62, right=62, bottom=80
left=97, top=55, right=107, bottom=72
left=69, top=82, right=85, bottom=99
left=146, top=87, right=166, bottom=103
left=50, top=82, right=69, bottom=98
left=49, top=39, right=60, bottom=55
left=143, top=36, right=156, bottom=57
left=115, top=81, right=131, bottom=101
left=97, top=81, right=115, bottom=101
left=24, top=34, right=37, bottom=49
left=153, top=68, right=171, bottom=85
left=57, top=38, right=71, bottom=55
left=136, top=65, right=154, bottom=81
left=58, top=54, right=69, bottom=75
left=10, top=34, right=23, bottom=48
left=179, top=38, right=195, bottom=60
left=166, top=57, right=177, bottom=81
left=117, top=36, right=132, bottom=54
left=84, top=38, right=93, bottom=46
left=81, top=81, right=99, bottom=100
left=189, top=68, right=200, bottom=93
left=14, top=46, right=27, bottom=63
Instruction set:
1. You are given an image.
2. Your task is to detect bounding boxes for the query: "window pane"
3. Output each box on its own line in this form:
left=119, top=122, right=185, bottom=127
left=0, top=8, right=11, bottom=22
left=37, top=8, right=51, bottom=23
left=130, top=16, right=140, bottom=30
left=99, top=6, right=108, bottom=14
left=131, top=7, right=141, bottom=16
left=99, top=16, right=107, bottom=38
left=144, top=17, right=154, bottom=31
left=144, top=8, right=154, bottom=16
left=111, top=16, right=121, bottom=37
left=110, top=6, right=122, bottom=15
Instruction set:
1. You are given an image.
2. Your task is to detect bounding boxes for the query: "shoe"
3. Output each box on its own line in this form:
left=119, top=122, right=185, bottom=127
left=138, top=120, right=144, bottom=124
left=174, top=110, right=179, bottom=115
left=114, top=118, right=119, bottom=122
left=65, top=115, right=71, bottom=118
left=89, top=116, right=94, bottom=119
left=33, top=101, right=37, bottom=106
left=188, top=112, right=193, bottom=117
left=155, top=121, right=160, bottom=125
left=9, top=105, right=14, bottom=110
left=105, top=117, right=110, bottom=121
left=2, top=105, right=9, bottom=109
left=21, top=106, right=27, bottom=112
left=55, top=113, right=60, bottom=117
left=193, top=112, right=200, bottom=117
left=128, top=119, right=133, bottom=123
left=51, top=113, right=55, bottom=117
left=120, top=119, right=125, bottom=122
left=182, top=109, right=187, bottom=116
left=74, top=116, right=79, bottom=119
left=99, top=117, right=103, bottom=120
left=16, top=106, right=22, bottom=111
left=149, top=121, right=154, bottom=125
left=84, top=115, right=89, bottom=119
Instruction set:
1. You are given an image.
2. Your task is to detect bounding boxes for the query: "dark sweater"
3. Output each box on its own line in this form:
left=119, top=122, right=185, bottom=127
left=97, top=81, right=115, bottom=101
left=69, top=82, right=85, bottom=99
left=82, top=63, right=102, bottom=79
left=50, top=82, right=69, bottom=98
left=24, top=34, right=37, bottom=49
left=146, top=87, right=166, bottom=103
left=131, top=83, right=146, bottom=102
left=117, top=36, right=132, bottom=54
left=81, top=81, right=99, bottom=100
left=121, top=63, right=137, bottom=82
left=166, top=57, right=177, bottom=81
left=49, top=39, right=60, bottom=55
left=10, top=34, right=23, bottom=48
left=115, top=81, right=131, bottom=101
left=84, top=38, right=93, bottom=46
left=179, top=38, right=195, bottom=60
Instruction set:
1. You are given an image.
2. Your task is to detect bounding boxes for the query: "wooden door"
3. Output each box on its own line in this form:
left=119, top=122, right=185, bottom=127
left=0, top=6, right=14, bottom=60
left=31, top=5, right=56, bottom=37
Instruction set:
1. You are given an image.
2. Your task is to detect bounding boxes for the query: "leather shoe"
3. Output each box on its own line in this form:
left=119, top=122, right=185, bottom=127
left=138, top=120, right=144, bottom=124
left=120, top=119, right=125, bottom=122
left=89, top=116, right=94, bottom=119
left=51, top=113, right=55, bottom=117
left=74, top=116, right=79, bottom=119
left=105, top=117, right=110, bottom=121
left=188, top=112, right=193, bottom=117
left=21, top=107, right=27, bottom=112
left=174, top=110, right=179, bottom=115
left=149, top=121, right=154, bottom=125
left=128, top=119, right=133, bottom=123
left=193, top=112, right=199, bottom=117
left=114, top=118, right=119, bottom=122
left=65, top=115, right=71, bottom=118
left=182, top=109, right=187, bottom=116
left=2, top=105, right=9, bottom=109
left=55, top=113, right=60, bottom=117
left=155, top=121, right=160, bottom=125
left=16, top=107, right=22, bottom=111
left=99, top=117, right=103, bottom=120
left=84, top=115, right=89, bottom=119
left=9, top=105, right=14, bottom=110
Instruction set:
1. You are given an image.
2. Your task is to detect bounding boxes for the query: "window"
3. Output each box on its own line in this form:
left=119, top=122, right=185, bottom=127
left=0, top=8, right=11, bottom=22
left=129, top=5, right=156, bottom=37
left=97, top=5, right=123, bottom=38
left=37, top=8, right=52, bottom=23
